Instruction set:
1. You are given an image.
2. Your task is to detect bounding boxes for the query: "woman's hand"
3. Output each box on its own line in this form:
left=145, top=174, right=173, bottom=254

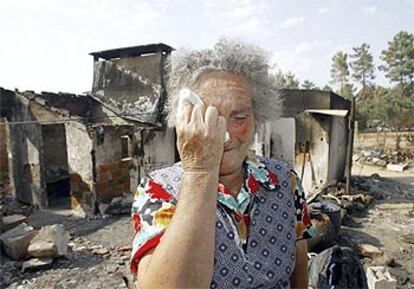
left=176, top=103, right=226, bottom=172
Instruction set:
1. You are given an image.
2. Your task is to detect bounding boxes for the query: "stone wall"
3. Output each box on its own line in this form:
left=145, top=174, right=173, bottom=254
left=95, top=160, right=130, bottom=203
left=92, top=125, right=133, bottom=203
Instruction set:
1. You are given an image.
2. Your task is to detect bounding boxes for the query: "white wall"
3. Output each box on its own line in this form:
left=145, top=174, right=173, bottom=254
left=270, top=118, right=296, bottom=167
left=328, top=116, right=347, bottom=181
left=65, top=122, right=94, bottom=185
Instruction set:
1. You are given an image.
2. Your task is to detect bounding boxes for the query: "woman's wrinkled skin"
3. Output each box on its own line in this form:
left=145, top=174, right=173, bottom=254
left=176, top=71, right=255, bottom=194
left=197, top=72, right=255, bottom=174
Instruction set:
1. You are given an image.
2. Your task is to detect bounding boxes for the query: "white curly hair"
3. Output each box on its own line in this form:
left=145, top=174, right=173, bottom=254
left=165, top=38, right=282, bottom=127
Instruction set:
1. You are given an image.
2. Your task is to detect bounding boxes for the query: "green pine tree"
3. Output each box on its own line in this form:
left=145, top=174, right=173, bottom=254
left=330, top=51, right=350, bottom=95
left=379, top=31, right=414, bottom=90
left=274, top=69, right=300, bottom=89
left=301, top=80, right=318, bottom=90
left=284, top=71, right=300, bottom=89
left=350, top=43, right=375, bottom=94
left=340, top=83, right=356, bottom=100
left=322, top=84, right=333, bottom=92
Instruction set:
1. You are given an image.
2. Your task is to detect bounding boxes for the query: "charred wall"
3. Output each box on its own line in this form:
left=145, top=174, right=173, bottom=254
left=5, top=92, right=45, bottom=207
left=92, top=53, right=166, bottom=124
left=92, top=125, right=134, bottom=203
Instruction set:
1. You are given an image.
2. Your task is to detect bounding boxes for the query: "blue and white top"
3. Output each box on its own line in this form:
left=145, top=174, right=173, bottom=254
left=131, top=156, right=315, bottom=289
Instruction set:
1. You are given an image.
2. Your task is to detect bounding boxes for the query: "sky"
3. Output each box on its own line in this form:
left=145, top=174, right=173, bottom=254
left=0, top=0, right=413, bottom=94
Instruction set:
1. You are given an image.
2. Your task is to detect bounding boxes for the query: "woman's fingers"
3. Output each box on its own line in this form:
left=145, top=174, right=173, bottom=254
left=177, top=104, right=226, bottom=172
left=205, top=106, right=218, bottom=130
left=217, top=116, right=226, bottom=136
left=180, top=103, right=193, bottom=125
left=190, top=104, right=205, bottom=126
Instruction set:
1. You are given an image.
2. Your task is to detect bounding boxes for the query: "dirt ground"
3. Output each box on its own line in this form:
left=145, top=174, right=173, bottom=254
left=1, top=163, right=413, bottom=289
left=342, top=163, right=414, bottom=288
left=1, top=211, right=135, bottom=289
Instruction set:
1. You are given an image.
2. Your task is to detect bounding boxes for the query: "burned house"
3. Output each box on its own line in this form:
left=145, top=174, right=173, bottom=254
left=0, top=44, right=176, bottom=214
left=1, top=42, right=352, bottom=212
left=254, top=89, right=351, bottom=194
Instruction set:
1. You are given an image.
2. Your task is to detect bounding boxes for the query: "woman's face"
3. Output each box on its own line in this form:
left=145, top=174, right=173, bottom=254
left=196, top=71, right=255, bottom=176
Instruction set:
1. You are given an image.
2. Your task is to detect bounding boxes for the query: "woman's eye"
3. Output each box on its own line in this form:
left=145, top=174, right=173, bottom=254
left=231, top=115, right=248, bottom=122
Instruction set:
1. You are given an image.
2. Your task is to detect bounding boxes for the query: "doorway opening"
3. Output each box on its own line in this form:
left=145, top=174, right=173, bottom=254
left=41, top=124, right=71, bottom=208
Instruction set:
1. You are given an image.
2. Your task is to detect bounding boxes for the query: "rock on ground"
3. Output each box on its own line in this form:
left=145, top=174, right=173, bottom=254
left=359, top=243, right=384, bottom=259
left=0, top=223, right=37, bottom=260
left=28, top=224, right=69, bottom=258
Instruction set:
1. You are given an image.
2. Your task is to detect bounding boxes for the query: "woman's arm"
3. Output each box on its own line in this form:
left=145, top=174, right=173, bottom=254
left=138, top=170, right=219, bottom=289
left=290, top=239, right=309, bottom=289
left=137, top=104, right=226, bottom=289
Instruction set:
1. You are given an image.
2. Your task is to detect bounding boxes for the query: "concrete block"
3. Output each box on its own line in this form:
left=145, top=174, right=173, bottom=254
left=1, top=214, right=28, bottom=232
left=367, top=266, right=397, bottom=289
left=0, top=223, right=37, bottom=260
left=28, top=224, right=69, bottom=258
left=386, top=163, right=408, bottom=172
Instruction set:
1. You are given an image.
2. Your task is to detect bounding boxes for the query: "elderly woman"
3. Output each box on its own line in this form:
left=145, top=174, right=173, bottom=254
left=130, top=39, right=315, bottom=289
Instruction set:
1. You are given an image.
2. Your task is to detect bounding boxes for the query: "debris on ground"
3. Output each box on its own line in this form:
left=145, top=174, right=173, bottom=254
left=0, top=151, right=413, bottom=288
left=359, top=243, right=384, bottom=260
left=1, top=214, right=28, bottom=232
left=306, top=167, right=414, bottom=289
left=355, top=147, right=413, bottom=170
left=387, top=163, right=409, bottom=172
left=309, top=245, right=368, bottom=289
left=0, top=211, right=134, bottom=289
left=27, top=224, right=70, bottom=258
left=21, top=258, right=54, bottom=273
left=400, top=233, right=414, bottom=245
left=0, top=223, right=38, bottom=260
left=366, top=266, right=398, bottom=289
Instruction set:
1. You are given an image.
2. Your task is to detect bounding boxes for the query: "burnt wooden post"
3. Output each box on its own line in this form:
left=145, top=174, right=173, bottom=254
left=345, top=96, right=355, bottom=195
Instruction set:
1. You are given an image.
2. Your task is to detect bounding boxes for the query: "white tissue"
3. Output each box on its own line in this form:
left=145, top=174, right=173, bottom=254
left=177, top=88, right=230, bottom=142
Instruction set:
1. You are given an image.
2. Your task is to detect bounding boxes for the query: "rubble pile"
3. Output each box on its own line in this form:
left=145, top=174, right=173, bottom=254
left=0, top=234, right=135, bottom=289
left=354, top=148, right=413, bottom=171
left=1, top=169, right=412, bottom=288
left=306, top=176, right=414, bottom=289
left=0, top=218, right=70, bottom=272
left=0, top=205, right=134, bottom=289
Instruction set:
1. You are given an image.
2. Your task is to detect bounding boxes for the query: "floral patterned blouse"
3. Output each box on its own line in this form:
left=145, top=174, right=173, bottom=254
left=130, top=156, right=315, bottom=288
